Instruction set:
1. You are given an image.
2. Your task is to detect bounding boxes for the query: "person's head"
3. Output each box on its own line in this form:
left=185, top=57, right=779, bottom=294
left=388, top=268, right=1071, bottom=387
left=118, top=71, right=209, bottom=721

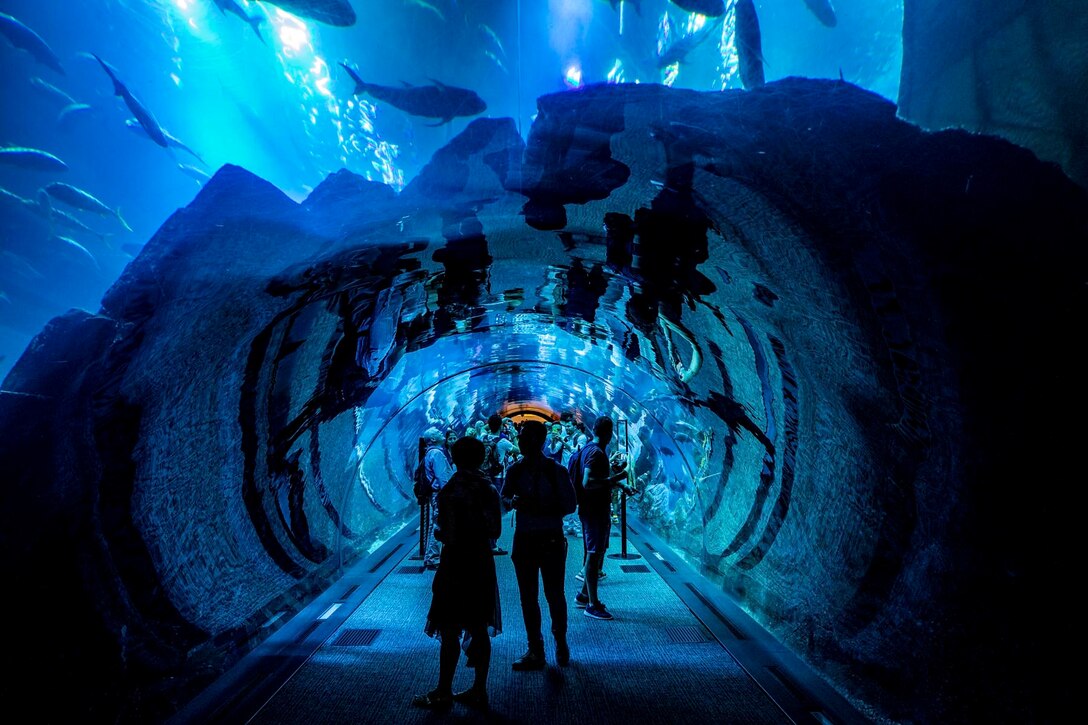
left=517, top=420, right=548, bottom=455
left=423, top=427, right=444, bottom=446
left=445, top=429, right=457, bottom=445
left=593, top=416, right=614, bottom=445
left=487, top=413, right=502, bottom=434
left=451, top=436, right=486, bottom=470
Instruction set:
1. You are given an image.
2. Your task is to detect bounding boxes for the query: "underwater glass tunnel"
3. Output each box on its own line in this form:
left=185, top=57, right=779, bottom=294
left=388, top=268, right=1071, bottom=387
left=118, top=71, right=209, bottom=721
left=1, top=2, right=1086, bottom=724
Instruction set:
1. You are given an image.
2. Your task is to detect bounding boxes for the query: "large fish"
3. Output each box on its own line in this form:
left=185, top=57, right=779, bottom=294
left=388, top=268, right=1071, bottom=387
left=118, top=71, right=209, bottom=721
left=255, top=0, right=356, bottom=27
left=42, top=182, right=131, bottom=232
left=0, top=12, right=64, bottom=75
left=734, top=0, right=765, bottom=89
left=177, top=163, right=212, bottom=184
left=57, top=103, right=94, bottom=128
left=340, top=63, right=485, bottom=126
left=212, top=0, right=265, bottom=43
left=670, top=0, right=725, bottom=17
left=657, top=17, right=723, bottom=68
left=29, top=76, right=76, bottom=106
left=52, top=235, right=99, bottom=269
left=92, top=54, right=169, bottom=148
left=0, top=146, right=68, bottom=172
left=34, top=189, right=112, bottom=242
left=124, top=118, right=204, bottom=164
left=802, top=0, right=837, bottom=28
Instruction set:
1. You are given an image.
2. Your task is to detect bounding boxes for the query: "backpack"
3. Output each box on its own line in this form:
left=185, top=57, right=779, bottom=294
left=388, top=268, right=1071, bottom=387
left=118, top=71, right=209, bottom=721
left=566, top=445, right=586, bottom=505
left=483, top=434, right=503, bottom=478
left=413, top=456, right=430, bottom=505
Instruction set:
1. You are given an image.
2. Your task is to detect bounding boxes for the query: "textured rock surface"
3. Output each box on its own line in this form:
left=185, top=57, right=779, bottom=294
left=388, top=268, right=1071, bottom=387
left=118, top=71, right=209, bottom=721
left=1, top=79, right=1085, bottom=723
left=899, top=0, right=1088, bottom=189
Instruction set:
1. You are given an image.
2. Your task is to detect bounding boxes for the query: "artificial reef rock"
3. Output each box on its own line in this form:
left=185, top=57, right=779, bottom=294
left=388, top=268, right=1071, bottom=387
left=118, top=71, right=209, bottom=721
left=1, top=78, right=1085, bottom=724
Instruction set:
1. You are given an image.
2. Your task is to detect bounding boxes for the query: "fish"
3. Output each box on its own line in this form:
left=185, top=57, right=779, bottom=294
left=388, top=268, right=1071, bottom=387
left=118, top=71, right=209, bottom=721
left=212, top=0, right=265, bottom=43
left=0, top=146, right=68, bottom=172
left=669, top=0, right=725, bottom=16
left=33, top=189, right=112, bottom=242
left=57, top=102, right=93, bottom=128
left=51, top=235, right=99, bottom=269
left=42, top=182, right=131, bottom=232
left=404, top=0, right=443, bottom=22
left=601, top=0, right=641, bottom=13
left=124, top=118, right=205, bottom=164
left=479, top=24, right=506, bottom=59
left=802, top=0, right=837, bottom=28
left=254, top=0, right=356, bottom=27
left=121, top=243, right=143, bottom=258
left=657, top=16, right=723, bottom=68
left=92, top=54, right=169, bottom=148
left=0, top=250, right=45, bottom=281
left=483, top=49, right=507, bottom=75
left=0, top=12, right=64, bottom=75
left=734, top=0, right=765, bottom=89
left=29, top=76, right=76, bottom=105
left=178, top=163, right=211, bottom=183
left=339, top=63, right=486, bottom=126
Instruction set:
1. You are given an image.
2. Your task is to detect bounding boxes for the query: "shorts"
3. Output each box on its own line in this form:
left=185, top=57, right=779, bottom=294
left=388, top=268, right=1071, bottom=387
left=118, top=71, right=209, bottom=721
left=579, top=509, right=611, bottom=555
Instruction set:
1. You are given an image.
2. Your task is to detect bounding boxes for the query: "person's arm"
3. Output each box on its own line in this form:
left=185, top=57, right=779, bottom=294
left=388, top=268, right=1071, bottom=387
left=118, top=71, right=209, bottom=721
left=499, top=464, right=521, bottom=509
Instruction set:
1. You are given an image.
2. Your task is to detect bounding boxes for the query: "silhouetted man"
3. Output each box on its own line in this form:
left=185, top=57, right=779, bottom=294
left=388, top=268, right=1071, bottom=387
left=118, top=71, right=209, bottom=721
left=568, top=416, right=635, bottom=620
left=501, top=420, right=577, bottom=668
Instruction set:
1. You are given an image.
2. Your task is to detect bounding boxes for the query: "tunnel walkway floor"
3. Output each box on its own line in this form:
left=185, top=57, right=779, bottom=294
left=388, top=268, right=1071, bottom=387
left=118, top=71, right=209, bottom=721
left=173, top=515, right=868, bottom=725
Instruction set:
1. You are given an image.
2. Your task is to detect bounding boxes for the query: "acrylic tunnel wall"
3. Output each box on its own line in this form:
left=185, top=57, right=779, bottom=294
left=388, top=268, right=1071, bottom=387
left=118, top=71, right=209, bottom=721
left=1, top=79, right=1085, bottom=725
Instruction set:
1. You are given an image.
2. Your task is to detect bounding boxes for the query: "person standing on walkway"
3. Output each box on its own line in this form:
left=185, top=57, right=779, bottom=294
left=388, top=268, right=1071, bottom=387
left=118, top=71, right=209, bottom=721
left=481, top=413, right=515, bottom=555
left=422, top=428, right=453, bottom=571
left=414, top=436, right=503, bottom=710
left=501, top=420, right=577, bottom=670
left=569, top=416, right=635, bottom=621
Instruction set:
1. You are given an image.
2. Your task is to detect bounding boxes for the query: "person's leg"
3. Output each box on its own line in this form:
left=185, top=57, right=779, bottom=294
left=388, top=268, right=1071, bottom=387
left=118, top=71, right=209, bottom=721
left=454, top=626, right=491, bottom=708
left=437, top=628, right=460, bottom=694
left=413, top=628, right=457, bottom=708
left=512, top=542, right=543, bottom=646
left=512, top=536, right=546, bottom=669
left=471, top=626, right=491, bottom=689
left=540, top=533, right=569, bottom=664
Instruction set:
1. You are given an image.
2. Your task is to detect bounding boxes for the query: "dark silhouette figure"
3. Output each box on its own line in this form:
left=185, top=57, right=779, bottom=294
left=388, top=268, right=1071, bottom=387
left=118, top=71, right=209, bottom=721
left=414, top=437, right=502, bottom=710
left=568, top=416, right=635, bottom=621
left=501, top=420, right=578, bottom=669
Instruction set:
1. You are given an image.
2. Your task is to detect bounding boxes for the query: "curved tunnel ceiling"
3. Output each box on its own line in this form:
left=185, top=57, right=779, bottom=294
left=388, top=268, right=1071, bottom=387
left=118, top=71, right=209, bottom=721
left=1, top=79, right=1084, bottom=725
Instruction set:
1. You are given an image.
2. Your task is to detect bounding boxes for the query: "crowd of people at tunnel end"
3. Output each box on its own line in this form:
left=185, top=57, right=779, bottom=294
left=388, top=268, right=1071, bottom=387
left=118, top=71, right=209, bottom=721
left=410, top=412, right=638, bottom=710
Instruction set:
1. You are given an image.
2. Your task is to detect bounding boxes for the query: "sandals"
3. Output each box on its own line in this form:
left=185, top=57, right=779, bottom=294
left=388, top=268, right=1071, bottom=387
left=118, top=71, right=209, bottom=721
left=453, top=688, right=489, bottom=709
left=411, top=690, right=453, bottom=709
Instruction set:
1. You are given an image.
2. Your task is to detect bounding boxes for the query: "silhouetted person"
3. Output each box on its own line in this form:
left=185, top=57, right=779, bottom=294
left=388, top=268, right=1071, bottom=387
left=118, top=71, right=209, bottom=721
left=414, top=437, right=502, bottom=710
left=568, top=416, right=635, bottom=620
left=501, top=420, right=577, bottom=669
left=481, top=413, right=514, bottom=555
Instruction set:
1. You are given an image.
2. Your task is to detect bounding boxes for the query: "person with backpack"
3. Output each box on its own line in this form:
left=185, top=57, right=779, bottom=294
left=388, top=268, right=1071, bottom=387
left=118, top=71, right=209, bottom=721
left=567, top=416, right=636, bottom=621
left=481, top=414, right=516, bottom=555
left=500, top=420, right=577, bottom=670
left=420, top=427, right=453, bottom=571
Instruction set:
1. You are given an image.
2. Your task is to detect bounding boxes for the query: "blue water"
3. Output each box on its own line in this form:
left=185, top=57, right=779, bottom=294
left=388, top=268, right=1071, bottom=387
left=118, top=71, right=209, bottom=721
left=0, top=0, right=902, bottom=379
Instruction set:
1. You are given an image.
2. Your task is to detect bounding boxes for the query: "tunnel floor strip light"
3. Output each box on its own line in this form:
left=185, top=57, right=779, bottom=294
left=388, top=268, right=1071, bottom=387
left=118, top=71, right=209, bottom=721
left=623, top=515, right=872, bottom=725
left=166, top=521, right=421, bottom=725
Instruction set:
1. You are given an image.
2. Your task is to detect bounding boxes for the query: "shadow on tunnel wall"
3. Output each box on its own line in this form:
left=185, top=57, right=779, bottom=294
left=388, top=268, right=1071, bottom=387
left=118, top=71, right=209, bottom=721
left=1, top=78, right=1085, bottom=724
